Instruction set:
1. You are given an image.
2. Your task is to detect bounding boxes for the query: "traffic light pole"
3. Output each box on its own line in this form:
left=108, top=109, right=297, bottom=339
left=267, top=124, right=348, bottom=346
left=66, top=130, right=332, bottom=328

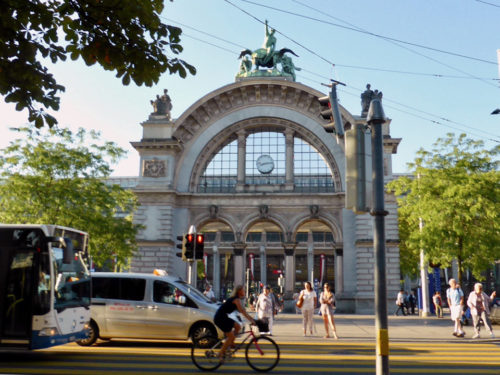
left=367, top=98, right=389, bottom=375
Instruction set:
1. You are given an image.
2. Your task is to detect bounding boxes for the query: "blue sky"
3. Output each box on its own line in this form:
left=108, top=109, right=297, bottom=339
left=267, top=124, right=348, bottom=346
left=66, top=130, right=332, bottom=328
left=1, top=0, right=499, bottom=176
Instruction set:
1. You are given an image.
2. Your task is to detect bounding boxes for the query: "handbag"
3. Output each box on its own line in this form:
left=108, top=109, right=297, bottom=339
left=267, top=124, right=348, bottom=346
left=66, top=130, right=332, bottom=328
left=296, top=293, right=304, bottom=309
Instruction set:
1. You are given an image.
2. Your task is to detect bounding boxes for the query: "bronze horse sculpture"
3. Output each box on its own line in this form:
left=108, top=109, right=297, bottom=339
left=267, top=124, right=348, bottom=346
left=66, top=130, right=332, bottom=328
left=238, top=47, right=298, bottom=71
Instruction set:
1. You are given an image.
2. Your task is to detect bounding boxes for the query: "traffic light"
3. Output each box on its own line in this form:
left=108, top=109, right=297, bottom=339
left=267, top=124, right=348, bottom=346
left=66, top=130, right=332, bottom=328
left=176, top=235, right=186, bottom=260
left=345, top=123, right=372, bottom=214
left=184, top=233, right=195, bottom=260
left=195, top=234, right=204, bottom=259
left=318, top=95, right=336, bottom=133
left=318, top=81, right=345, bottom=137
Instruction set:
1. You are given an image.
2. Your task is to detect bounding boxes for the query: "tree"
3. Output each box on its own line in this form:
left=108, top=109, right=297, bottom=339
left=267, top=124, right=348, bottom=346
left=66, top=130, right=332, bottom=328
left=0, top=0, right=196, bottom=128
left=387, top=133, right=500, bottom=286
left=0, top=125, right=141, bottom=269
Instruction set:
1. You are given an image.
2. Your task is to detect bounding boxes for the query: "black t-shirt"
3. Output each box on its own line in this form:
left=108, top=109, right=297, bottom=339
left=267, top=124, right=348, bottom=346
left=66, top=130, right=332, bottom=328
left=216, top=296, right=238, bottom=317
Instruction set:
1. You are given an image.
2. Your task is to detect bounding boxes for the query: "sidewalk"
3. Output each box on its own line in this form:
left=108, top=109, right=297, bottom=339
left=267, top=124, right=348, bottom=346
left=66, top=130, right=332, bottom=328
left=266, top=312, right=499, bottom=343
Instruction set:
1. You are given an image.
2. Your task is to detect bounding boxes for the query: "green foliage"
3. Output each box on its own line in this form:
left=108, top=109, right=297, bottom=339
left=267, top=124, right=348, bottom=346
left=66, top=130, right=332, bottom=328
left=0, top=125, right=142, bottom=269
left=387, top=133, right=500, bottom=284
left=0, top=0, right=196, bottom=128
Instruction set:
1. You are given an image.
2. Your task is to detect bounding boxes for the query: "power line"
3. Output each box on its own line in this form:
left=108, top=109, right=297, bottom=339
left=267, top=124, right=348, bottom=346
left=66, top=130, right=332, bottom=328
left=241, top=0, right=497, bottom=89
left=236, top=0, right=496, bottom=65
left=165, top=15, right=498, bottom=81
left=160, top=14, right=499, bottom=143
left=475, top=0, right=500, bottom=8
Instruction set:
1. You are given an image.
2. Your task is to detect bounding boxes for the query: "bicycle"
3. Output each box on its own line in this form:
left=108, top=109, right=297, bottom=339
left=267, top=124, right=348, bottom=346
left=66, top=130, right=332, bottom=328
left=191, top=318, right=280, bottom=372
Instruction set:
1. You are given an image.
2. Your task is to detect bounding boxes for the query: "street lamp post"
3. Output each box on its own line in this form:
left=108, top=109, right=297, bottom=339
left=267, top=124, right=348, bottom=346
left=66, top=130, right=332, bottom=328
left=367, top=97, right=389, bottom=375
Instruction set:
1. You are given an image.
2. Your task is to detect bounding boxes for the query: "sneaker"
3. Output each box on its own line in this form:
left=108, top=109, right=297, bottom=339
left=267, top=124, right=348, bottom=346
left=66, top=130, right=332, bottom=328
left=472, top=333, right=480, bottom=339
left=490, top=332, right=495, bottom=338
left=457, top=332, right=465, bottom=338
left=452, top=332, right=457, bottom=336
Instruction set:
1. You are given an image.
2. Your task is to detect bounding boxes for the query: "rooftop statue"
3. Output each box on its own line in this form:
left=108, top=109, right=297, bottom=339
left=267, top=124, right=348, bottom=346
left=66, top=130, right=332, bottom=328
left=150, top=89, right=172, bottom=119
left=360, top=84, right=382, bottom=117
left=236, top=20, right=300, bottom=81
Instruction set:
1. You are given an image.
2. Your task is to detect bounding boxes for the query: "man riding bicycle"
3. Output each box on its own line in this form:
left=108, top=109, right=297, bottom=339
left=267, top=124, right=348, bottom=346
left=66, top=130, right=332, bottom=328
left=214, top=285, right=255, bottom=361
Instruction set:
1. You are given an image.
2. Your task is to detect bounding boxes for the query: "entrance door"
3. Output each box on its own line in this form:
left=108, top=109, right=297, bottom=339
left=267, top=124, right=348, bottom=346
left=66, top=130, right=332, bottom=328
left=1, top=248, right=34, bottom=338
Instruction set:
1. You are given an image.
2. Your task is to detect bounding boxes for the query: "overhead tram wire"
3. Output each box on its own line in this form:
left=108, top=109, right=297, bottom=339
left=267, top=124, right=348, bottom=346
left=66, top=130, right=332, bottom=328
left=223, top=0, right=334, bottom=66
left=233, top=0, right=499, bottom=89
left=303, top=66, right=500, bottom=141
left=161, top=17, right=499, bottom=144
left=475, top=0, right=500, bottom=8
left=164, top=16, right=498, bottom=81
left=237, top=0, right=496, bottom=65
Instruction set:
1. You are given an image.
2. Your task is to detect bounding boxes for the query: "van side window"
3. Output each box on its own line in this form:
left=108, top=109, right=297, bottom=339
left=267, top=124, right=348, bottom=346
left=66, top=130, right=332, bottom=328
left=153, top=281, right=180, bottom=304
left=92, top=277, right=145, bottom=301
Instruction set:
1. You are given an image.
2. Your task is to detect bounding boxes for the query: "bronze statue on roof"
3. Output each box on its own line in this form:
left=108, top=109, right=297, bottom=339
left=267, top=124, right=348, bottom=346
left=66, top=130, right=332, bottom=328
left=236, top=20, right=300, bottom=81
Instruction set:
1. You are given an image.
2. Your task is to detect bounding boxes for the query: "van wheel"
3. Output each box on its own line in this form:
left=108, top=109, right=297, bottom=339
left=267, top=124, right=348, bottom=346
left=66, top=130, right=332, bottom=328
left=76, top=320, right=99, bottom=346
left=191, top=323, right=216, bottom=345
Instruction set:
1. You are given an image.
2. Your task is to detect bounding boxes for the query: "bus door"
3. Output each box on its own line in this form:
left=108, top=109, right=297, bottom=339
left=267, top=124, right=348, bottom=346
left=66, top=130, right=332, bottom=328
left=0, top=247, right=35, bottom=340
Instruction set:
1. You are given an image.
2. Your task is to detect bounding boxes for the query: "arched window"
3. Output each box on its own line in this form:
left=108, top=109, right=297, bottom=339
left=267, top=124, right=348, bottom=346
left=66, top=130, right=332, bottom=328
left=197, top=130, right=335, bottom=193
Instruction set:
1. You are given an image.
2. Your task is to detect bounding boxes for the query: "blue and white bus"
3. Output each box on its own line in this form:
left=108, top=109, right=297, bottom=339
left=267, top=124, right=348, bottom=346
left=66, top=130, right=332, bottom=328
left=0, top=224, right=91, bottom=350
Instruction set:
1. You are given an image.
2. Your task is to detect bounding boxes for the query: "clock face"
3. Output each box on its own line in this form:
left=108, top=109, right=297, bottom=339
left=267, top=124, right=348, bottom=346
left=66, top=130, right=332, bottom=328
left=256, top=154, right=275, bottom=174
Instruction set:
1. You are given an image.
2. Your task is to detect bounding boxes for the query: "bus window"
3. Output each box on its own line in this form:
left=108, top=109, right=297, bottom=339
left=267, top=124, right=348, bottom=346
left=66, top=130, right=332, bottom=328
left=34, top=252, right=51, bottom=315
left=52, top=246, right=90, bottom=312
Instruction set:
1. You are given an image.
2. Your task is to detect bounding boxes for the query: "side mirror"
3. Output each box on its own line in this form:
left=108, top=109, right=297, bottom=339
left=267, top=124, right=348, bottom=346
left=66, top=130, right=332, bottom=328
left=178, top=295, right=186, bottom=305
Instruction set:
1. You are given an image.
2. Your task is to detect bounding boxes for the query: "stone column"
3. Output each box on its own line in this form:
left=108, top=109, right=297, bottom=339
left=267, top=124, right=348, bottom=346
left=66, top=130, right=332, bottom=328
left=335, top=248, right=344, bottom=295
left=307, top=231, right=314, bottom=283
left=285, top=128, right=294, bottom=190
left=232, top=242, right=247, bottom=287
left=213, top=232, right=221, bottom=300
left=259, top=243, right=266, bottom=287
left=236, top=130, right=246, bottom=188
left=283, top=242, right=297, bottom=298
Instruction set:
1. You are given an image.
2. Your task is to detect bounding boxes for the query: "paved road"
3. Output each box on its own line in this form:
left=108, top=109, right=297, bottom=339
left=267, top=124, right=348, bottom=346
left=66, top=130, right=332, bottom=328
left=1, top=339, right=499, bottom=374
left=1, top=314, right=498, bottom=374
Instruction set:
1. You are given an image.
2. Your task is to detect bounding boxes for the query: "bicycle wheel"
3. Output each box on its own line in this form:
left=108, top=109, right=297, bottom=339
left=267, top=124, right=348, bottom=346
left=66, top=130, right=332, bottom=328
left=191, top=335, right=223, bottom=371
left=245, top=336, right=280, bottom=372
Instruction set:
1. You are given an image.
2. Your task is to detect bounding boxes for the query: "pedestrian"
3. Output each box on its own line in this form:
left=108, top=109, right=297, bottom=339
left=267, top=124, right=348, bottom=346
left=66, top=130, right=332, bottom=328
left=395, top=289, right=407, bottom=316
left=446, top=278, right=465, bottom=337
left=432, top=291, right=443, bottom=318
left=408, top=291, right=417, bottom=315
left=466, top=283, right=496, bottom=339
left=203, top=284, right=216, bottom=302
left=319, top=283, right=338, bottom=339
left=298, top=281, right=317, bottom=336
left=255, top=285, right=274, bottom=334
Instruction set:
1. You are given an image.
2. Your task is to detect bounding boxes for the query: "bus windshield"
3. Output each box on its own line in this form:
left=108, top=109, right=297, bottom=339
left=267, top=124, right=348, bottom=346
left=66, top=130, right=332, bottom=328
left=52, top=246, right=90, bottom=312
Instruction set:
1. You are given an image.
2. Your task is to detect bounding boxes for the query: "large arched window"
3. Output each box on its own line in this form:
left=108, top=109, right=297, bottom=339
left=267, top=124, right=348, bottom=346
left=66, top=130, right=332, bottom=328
left=197, top=130, right=335, bottom=193
left=198, top=139, right=238, bottom=193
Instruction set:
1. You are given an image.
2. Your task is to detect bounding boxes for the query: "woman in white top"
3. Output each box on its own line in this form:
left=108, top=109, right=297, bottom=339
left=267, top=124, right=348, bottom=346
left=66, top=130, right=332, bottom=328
left=319, top=283, right=338, bottom=339
left=299, top=281, right=317, bottom=336
left=256, top=286, right=274, bottom=334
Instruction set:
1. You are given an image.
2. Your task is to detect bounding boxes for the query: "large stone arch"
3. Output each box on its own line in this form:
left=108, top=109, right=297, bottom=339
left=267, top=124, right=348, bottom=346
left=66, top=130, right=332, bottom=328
left=171, top=80, right=354, bottom=192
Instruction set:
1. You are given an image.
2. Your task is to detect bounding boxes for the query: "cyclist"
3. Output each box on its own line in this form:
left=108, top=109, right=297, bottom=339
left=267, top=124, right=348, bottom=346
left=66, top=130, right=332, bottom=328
left=214, top=285, right=255, bottom=361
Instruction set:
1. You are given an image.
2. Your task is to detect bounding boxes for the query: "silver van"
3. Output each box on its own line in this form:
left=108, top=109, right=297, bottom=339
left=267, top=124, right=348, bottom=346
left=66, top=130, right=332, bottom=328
left=77, top=272, right=221, bottom=346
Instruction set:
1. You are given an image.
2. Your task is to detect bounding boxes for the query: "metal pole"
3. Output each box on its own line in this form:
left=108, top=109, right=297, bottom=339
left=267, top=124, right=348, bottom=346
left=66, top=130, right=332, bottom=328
left=367, top=99, right=389, bottom=375
left=418, top=174, right=430, bottom=317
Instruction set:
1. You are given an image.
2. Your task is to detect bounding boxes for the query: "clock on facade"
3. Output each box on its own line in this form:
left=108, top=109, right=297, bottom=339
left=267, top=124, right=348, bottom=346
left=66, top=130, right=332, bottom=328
left=256, top=154, right=275, bottom=174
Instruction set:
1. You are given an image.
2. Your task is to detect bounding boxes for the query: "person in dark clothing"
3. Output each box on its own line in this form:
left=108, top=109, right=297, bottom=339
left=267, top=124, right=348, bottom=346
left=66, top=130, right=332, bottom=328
left=214, top=285, right=255, bottom=361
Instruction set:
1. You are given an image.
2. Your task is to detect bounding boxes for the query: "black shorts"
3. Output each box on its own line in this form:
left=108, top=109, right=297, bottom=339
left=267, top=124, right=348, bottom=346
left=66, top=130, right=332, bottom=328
left=214, top=314, right=235, bottom=333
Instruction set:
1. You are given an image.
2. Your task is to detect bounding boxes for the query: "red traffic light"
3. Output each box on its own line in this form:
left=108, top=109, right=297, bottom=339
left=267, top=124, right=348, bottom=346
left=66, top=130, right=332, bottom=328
left=186, top=234, right=194, bottom=243
left=196, top=234, right=204, bottom=244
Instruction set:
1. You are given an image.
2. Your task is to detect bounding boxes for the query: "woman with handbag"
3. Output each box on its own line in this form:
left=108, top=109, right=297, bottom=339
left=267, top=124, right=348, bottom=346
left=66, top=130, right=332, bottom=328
left=319, top=283, right=338, bottom=339
left=298, top=281, right=317, bottom=336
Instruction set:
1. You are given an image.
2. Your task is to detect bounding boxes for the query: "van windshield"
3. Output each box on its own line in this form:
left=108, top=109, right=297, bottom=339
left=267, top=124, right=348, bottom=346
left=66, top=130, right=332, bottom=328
left=177, top=280, right=216, bottom=304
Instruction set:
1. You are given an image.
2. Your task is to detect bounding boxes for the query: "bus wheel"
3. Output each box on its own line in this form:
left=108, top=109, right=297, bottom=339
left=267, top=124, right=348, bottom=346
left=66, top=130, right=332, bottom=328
left=76, top=320, right=99, bottom=346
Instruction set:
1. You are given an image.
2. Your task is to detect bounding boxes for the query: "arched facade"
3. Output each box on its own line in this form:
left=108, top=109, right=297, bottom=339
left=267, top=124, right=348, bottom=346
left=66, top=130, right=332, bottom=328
left=130, top=78, right=401, bottom=313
